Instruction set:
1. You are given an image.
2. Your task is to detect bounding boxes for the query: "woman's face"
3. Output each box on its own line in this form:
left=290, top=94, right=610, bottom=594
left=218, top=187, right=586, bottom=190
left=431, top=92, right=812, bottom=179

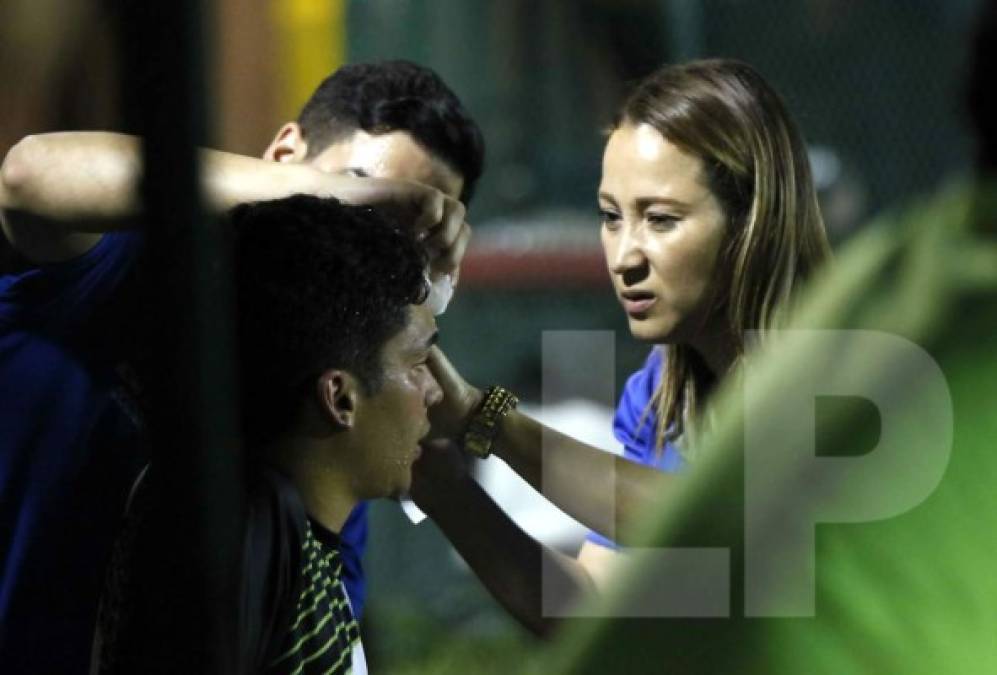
left=599, top=122, right=728, bottom=345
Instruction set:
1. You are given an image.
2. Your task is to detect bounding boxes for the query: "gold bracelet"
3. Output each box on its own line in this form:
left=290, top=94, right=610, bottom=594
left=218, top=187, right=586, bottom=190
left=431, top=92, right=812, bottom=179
left=462, top=386, right=518, bottom=459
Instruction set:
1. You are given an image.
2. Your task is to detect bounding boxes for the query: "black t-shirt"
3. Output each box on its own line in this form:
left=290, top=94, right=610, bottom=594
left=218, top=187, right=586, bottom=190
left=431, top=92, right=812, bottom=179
left=92, top=467, right=364, bottom=674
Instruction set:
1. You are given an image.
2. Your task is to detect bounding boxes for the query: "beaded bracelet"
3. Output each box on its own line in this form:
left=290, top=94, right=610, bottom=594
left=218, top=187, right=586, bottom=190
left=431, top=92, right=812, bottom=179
left=462, top=385, right=518, bottom=459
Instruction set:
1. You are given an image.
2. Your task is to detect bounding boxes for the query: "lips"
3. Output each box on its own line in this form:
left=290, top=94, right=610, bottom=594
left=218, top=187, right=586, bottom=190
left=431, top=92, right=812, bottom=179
left=412, top=422, right=431, bottom=461
left=620, top=290, right=657, bottom=315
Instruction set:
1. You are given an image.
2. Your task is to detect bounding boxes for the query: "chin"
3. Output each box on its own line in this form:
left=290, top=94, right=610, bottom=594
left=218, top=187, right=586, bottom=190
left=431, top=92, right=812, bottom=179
left=628, top=318, right=678, bottom=344
left=394, top=475, right=413, bottom=498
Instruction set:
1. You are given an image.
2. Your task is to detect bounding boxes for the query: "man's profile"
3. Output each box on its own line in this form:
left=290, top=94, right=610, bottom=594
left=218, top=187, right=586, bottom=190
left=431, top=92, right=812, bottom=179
left=92, top=195, right=442, bottom=674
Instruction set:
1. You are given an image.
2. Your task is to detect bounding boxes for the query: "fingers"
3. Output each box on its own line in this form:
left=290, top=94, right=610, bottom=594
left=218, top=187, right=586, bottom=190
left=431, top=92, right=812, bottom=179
left=410, top=187, right=446, bottom=235
left=427, top=345, right=463, bottom=392
left=428, top=346, right=482, bottom=416
left=423, top=196, right=468, bottom=274
left=429, top=220, right=471, bottom=278
left=334, top=175, right=471, bottom=276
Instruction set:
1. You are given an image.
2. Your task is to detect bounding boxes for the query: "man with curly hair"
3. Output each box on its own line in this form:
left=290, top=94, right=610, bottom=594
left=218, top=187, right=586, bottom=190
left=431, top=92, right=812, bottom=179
left=92, top=195, right=442, bottom=674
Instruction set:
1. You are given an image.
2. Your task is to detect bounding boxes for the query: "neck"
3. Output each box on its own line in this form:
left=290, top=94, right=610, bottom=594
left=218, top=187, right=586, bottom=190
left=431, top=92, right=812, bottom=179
left=265, top=436, right=358, bottom=534
left=690, top=328, right=738, bottom=383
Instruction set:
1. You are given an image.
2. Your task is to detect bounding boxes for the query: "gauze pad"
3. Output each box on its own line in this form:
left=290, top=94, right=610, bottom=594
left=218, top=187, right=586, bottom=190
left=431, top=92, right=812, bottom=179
left=425, top=273, right=455, bottom=316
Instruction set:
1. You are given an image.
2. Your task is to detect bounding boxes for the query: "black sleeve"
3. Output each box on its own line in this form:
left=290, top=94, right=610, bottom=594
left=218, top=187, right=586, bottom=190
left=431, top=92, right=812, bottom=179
left=237, top=469, right=309, bottom=671
left=92, top=467, right=308, bottom=675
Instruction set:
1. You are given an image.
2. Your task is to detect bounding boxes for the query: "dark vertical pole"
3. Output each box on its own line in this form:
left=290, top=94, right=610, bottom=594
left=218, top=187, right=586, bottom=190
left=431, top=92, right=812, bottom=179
left=117, top=0, right=244, bottom=672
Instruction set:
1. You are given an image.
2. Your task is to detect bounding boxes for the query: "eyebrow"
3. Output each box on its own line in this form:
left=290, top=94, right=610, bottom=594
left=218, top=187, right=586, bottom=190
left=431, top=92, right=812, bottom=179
left=345, top=167, right=370, bottom=178
left=597, top=192, right=690, bottom=211
left=637, top=197, right=690, bottom=212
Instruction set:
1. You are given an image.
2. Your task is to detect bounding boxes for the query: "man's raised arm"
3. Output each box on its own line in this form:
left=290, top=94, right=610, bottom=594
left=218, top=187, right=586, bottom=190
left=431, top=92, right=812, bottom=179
left=0, top=131, right=465, bottom=265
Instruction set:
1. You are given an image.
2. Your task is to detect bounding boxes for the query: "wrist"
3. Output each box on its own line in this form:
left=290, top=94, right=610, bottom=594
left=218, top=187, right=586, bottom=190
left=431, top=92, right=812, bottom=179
left=461, top=386, right=518, bottom=459
left=325, top=174, right=375, bottom=205
left=459, top=386, right=485, bottom=424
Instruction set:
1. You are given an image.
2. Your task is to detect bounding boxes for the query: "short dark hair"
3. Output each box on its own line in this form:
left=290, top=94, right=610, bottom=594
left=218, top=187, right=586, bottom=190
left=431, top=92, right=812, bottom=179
left=297, top=60, right=485, bottom=204
left=230, top=195, right=428, bottom=447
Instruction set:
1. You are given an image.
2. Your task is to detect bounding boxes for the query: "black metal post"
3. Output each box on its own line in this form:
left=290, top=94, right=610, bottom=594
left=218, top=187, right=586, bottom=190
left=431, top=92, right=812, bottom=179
left=117, top=1, right=244, bottom=672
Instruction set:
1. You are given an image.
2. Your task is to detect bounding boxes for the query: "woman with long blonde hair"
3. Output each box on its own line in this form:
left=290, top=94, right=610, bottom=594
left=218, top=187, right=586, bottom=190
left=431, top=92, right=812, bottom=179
left=413, top=58, right=831, bottom=634
left=606, top=58, right=829, bottom=455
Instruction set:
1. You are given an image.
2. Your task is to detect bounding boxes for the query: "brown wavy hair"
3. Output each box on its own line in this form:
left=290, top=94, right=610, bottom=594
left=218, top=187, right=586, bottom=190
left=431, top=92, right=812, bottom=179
left=614, top=59, right=831, bottom=454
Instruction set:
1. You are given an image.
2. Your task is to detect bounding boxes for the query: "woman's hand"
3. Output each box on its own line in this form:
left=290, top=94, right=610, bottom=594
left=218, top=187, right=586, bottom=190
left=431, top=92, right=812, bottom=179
left=426, top=346, right=483, bottom=441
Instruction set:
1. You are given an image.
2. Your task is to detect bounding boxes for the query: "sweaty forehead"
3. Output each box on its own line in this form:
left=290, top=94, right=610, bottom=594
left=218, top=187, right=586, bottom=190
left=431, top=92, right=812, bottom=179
left=405, top=303, right=437, bottom=346
left=309, top=129, right=464, bottom=199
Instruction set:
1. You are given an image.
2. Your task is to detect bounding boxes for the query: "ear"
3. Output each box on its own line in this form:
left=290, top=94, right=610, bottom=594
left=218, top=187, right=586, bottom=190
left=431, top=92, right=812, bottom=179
left=316, top=370, right=359, bottom=429
left=263, top=122, right=309, bottom=163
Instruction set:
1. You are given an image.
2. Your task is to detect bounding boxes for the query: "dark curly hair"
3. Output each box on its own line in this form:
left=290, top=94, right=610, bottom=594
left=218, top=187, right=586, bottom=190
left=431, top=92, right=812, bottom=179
left=297, top=60, right=485, bottom=204
left=230, top=195, right=428, bottom=447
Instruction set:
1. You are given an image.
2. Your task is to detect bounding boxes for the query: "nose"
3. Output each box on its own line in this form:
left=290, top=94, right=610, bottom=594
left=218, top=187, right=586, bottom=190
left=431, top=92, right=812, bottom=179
left=425, top=372, right=444, bottom=409
left=608, top=225, right=648, bottom=277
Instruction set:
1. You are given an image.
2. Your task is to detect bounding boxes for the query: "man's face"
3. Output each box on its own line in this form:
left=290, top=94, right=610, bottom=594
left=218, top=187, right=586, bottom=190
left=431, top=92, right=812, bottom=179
left=310, top=129, right=464, bottom=200
left=349, top=303, right=443, bottom=499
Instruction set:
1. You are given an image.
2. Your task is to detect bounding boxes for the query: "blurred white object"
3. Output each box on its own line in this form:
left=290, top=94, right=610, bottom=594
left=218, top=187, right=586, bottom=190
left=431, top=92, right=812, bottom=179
left=425, top=273, right=454, bottom=315
left=399, top=498, right=427, bottom=524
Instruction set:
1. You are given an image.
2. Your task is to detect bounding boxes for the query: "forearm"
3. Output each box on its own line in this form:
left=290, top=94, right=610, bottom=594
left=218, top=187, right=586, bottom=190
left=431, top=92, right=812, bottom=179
left=0, top=131, right=375, bottom=228
left=420, top=475, right=593, bottom=638
left=492, top=410, right=673, bottom=544
left=198, top=148, right=387, bottom=212
left=0, top=131, right=409, bottom=262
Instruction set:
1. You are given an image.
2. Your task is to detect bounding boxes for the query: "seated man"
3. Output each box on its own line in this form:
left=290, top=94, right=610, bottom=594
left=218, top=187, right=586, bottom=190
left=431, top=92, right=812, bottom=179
left=91, top=195, right=442, bottom=674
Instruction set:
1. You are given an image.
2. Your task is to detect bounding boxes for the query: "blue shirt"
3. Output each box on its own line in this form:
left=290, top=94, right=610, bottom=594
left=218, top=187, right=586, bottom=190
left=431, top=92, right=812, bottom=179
left=0, top=233, right=370, bottom=671
left=0, top=233, right=146, bottom=671
left=338, top=503, right=367, bottom=618
left=587, top=349, right=685, bottom=550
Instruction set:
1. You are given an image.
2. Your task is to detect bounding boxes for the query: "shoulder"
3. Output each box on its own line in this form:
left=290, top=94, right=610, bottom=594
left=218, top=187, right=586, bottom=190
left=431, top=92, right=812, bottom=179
left=244, top=468, right=311, bottom=598
left=214, top=467, right=311, bottom=670
left=614, top=349, right=662, bottom=439
left=0, top=230, right=144, bottom=328
left=613, top=349, right=683, bottom=470
left=264, top=518, right=363, bottom=674
left=619, top=349, right=663, bottom=409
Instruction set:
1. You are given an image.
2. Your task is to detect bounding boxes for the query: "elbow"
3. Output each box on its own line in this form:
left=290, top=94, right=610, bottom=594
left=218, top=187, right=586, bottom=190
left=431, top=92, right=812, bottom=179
left=1, top=135, right=43, bottom=204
